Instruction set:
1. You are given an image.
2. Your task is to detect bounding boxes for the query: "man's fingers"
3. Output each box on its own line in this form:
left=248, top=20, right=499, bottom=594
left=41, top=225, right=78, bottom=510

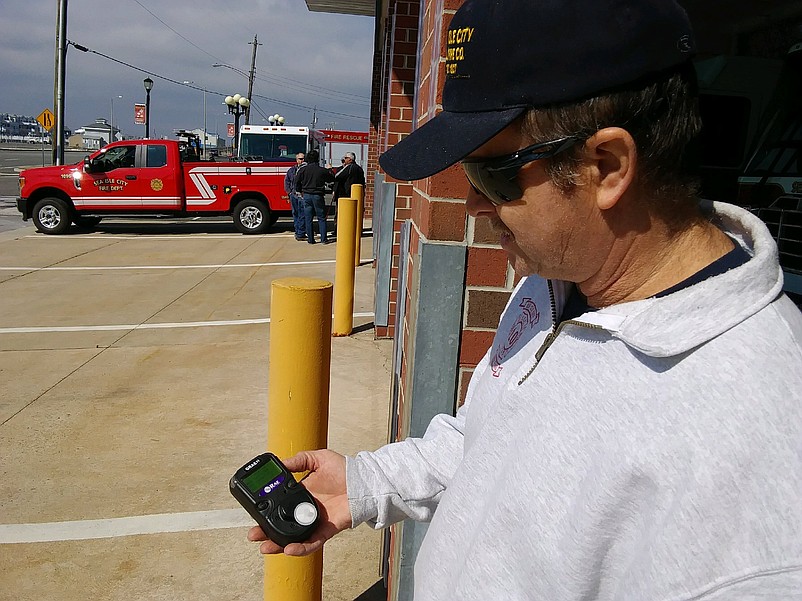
left=281, top=451, right=315, bottom=473
left=282, top=525, right=332, bottom=556
left=247, top=525, right=268, bottom=541
left=254, top=521, right=337, bottom=557
left=282, top=538, right=324, bottom=556
left=258, top=539, right=286, bottom=555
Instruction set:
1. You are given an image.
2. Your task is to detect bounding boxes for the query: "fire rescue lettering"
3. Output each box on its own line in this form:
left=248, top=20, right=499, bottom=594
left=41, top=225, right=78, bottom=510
left=446, top=27, right=475, bottom=76
left=93, top=178, right=128, bottom=192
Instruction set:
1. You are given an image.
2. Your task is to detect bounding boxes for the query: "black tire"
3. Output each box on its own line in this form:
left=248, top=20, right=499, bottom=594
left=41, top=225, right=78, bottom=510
left=232, top=199, right=271, bottom=234
left=32, top=197, right=72, bottom=235
left=73, top=216, right=102, bottom=229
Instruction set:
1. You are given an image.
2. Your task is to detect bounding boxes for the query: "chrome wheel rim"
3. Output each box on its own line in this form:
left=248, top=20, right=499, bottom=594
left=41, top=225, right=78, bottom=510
left=240, top=207, right=263, bottom=229
left=38, top=205, right=62, bottom=229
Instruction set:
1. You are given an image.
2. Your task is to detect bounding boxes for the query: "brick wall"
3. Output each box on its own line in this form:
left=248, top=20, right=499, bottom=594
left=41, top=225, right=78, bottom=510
left=374, top=0, right=421, bottom=340
left=378, top=0, right=514, bottom=402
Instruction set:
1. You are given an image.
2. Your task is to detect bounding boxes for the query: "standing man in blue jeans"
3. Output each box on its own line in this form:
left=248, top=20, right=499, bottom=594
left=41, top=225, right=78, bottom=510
left=284, top=152, right=306, bottom=241
left=295, top=149, right=335, bottom=244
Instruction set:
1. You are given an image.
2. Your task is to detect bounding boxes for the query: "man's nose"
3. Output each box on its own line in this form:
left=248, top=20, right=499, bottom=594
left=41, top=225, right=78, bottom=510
left=465, top=183, right=497, bottom=219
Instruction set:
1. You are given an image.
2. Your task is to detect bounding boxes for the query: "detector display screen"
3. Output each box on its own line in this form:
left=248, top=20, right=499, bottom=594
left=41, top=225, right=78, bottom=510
left=243, top=458, right=285, bottom=497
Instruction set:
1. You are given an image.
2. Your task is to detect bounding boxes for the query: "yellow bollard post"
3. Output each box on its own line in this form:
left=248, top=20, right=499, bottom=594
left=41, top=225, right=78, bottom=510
left=351, top=184, right=364, bottom=267
left=332, top=197, right=358, bottom=337
left=265, top=277, right=333, bottom=601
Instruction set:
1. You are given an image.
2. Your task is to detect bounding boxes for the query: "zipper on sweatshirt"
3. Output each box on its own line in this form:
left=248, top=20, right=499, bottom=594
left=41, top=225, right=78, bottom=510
left=517, top=281, right=606, bottom=386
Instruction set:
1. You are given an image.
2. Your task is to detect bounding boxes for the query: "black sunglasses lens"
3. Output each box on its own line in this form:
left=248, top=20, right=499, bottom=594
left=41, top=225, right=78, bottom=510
left=462, top=162, right=522, bottom=204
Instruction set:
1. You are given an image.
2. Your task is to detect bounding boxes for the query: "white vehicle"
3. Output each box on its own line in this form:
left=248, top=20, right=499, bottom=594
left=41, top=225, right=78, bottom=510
left=238, top=124, right=327, bottom=164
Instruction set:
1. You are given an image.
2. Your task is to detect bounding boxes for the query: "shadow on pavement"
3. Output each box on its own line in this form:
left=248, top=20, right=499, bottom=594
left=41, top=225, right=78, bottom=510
left=354, top=580, right=387, bottom=601
left=67, top=219, right=298, bottom=236
left=352, top=322, right=376, bottom=334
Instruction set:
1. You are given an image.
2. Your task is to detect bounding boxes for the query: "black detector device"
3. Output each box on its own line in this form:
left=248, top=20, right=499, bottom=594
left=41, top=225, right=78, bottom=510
left=230, top=452, right=319, bottom=547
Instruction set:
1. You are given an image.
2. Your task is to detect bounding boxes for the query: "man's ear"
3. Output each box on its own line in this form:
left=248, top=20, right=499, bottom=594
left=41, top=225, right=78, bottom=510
left=583, top=127, right=637, bottom=211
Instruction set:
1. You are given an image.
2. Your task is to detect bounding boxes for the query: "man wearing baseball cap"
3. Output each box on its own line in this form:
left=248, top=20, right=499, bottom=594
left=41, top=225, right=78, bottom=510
left=248, top=0, right=802, bottom=598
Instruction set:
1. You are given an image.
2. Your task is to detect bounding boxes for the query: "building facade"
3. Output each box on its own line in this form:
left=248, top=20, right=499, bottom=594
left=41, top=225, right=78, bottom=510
left=0, top=113, right=51, bottom=144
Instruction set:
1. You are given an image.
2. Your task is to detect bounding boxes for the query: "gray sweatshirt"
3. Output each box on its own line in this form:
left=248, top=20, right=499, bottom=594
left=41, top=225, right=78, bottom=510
left=347, top=202, right=802, bottom=600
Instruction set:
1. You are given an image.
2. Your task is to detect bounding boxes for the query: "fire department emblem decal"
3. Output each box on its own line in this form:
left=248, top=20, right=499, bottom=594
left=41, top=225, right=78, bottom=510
left=150, top=178, right=164, bottom=191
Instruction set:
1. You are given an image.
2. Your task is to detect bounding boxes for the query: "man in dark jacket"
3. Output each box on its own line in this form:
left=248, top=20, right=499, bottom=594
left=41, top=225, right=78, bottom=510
left=295, top=149, right=335, bottom=244
left=331, top=152, right=366, bottom=234
left=284, top=152, right=306, bottom=240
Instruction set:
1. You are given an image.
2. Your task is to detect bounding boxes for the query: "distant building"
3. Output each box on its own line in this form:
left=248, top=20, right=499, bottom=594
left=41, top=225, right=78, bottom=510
left=70, top=118, right=120, bottom=149
left=0, top=113, right=52, bottom=143
left=186, top=127, right=223, bottom=153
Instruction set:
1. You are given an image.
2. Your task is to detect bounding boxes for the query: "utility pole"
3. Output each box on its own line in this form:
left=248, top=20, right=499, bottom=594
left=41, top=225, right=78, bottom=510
left=53, top=0, right=68, bottom=165
left=245, top=34, right=261, bottom=125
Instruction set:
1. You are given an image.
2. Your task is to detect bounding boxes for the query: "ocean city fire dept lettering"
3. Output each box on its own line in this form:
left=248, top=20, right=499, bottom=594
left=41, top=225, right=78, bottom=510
left=93, top=178, right=128, bottom=192
left=446, top=26, right=475, bottom=76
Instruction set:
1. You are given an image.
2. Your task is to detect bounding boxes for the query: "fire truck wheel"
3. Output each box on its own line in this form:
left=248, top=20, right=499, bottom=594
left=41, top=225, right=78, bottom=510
left=33, top=197, right=73, bottom=235
left=233, top=199, right=271, bottom=234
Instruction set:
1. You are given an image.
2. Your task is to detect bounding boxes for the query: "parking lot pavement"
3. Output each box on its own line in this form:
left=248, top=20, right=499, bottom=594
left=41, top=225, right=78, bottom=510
left=0, top=197, right=22, bottom=234
left=0, top=221, right=391, bottom=601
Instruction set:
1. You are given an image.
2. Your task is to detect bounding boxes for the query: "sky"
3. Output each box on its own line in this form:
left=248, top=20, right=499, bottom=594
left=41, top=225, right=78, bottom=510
left=0, top=0, right=375, bottom=139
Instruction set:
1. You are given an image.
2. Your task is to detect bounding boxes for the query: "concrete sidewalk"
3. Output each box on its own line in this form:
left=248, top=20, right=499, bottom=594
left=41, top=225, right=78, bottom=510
left=0, top=219, right=392, bottom=601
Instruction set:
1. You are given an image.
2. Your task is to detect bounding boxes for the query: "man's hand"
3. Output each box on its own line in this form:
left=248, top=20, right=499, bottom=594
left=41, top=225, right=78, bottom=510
left=247, top=449, right=351, bottom=556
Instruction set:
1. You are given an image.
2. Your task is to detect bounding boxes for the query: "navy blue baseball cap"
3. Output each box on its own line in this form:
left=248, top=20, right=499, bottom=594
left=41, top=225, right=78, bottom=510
left=379, top=0, right=696, bottom=181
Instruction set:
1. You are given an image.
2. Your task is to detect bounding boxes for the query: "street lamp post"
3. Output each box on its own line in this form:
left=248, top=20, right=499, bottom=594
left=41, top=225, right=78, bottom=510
left=224, top=93, right=250, bottom=157
left=213, top=63, right=255, bottom=126
left=143, top=77, right=154, bottom=138
left=110, top=94, right=122, bottom=144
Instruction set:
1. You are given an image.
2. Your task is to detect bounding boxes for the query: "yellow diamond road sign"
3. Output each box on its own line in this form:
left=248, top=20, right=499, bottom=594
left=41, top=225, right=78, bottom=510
left=37, top=108, right=55, bottom=132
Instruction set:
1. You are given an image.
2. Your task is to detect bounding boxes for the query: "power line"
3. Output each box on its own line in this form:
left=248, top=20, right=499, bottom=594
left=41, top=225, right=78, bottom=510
left=131, top=0, right=226, bottom=65
left=131, top=0, right=370, bottom=103
left=66, top=41, right=369, bottom=122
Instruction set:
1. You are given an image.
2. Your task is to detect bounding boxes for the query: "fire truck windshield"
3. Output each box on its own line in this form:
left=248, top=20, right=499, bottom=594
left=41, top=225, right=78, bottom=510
left=239, top=133, right=308, bottom=161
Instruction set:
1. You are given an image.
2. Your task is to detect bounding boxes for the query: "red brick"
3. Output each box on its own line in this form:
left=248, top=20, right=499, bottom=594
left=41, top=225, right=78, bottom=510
left=426, top=200, right=467, bottom=242
left=390, top=119, right=413, bottom=134
left=457, top=367, right=474, bottom=407
left=466, top=289, right=511, bottom=328
left=459, top=329, right=495, bottom=367
left=394, top=15, right=419, bottom=30
left=430, top=163, right=470, bottom=199
left=466, top=247, right=509, bottom=287
left=394, top=41, right=418, bottom=56
left=473, top=216, right=501, bottom=245
left=392, top=67, right=417, bottom=82
left=390, top=93, right=414, bottom=109
left=439, top=13, right=454, bottom=57
left=444, top=0, right=466, bottom=10
left=435, top=61, right=447, bottom=105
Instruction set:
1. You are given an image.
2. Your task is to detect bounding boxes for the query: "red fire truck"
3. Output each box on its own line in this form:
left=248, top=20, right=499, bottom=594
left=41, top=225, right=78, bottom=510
left=17, top=137, right=294, bottom=235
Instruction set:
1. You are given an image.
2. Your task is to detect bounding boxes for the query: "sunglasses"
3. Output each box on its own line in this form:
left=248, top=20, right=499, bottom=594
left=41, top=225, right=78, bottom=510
left=461, top=136, right=582, bottom=205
